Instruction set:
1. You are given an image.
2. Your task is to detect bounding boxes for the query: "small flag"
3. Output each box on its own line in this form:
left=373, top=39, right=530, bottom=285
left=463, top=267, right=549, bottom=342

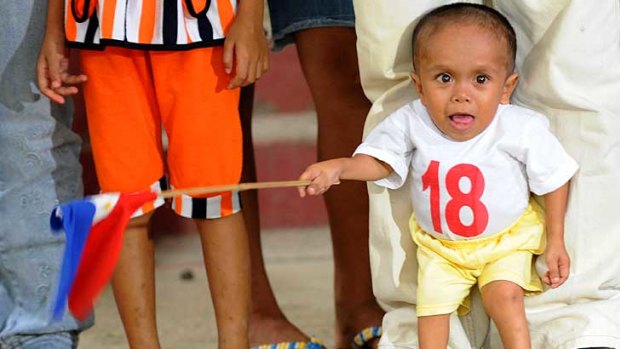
left=50, top=191, right=157, bottom=320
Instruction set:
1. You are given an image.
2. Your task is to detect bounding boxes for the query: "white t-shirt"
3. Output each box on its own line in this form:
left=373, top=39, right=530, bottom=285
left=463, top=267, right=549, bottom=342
left=354, top=100, right=578, bottom=241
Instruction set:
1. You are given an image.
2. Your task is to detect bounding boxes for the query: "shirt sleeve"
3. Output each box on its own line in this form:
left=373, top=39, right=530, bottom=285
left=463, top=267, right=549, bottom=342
left=353, top=109, right=414, bottom=189
left=521, top=115, right=579, bottom=195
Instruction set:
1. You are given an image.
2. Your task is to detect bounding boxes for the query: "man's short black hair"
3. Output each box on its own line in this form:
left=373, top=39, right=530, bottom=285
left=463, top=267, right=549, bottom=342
left=411, top=3, right=517, bottom=72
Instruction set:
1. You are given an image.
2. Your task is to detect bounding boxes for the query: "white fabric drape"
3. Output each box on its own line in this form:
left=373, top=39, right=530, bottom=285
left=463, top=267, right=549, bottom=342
left=353, top=0, right=620, bottom=347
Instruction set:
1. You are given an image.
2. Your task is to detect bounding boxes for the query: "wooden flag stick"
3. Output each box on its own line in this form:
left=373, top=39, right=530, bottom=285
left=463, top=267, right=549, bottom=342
left=158, top=180, right=311, bottom=199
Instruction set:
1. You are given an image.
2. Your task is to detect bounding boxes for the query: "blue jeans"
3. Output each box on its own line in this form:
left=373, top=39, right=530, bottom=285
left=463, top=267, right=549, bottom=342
left=267, top=0, right=355, bottom=51
left=0, top=1, right=93, bottom=347
left=0, top=332, right=78, bottom=349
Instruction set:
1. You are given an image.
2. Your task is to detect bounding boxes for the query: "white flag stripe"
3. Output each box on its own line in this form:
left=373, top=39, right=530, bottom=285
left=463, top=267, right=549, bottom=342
left=91, top=193, right=121, bottom=224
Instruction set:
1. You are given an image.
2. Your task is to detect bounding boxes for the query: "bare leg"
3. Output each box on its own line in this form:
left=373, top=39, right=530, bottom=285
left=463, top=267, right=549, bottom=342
left=111, top=213, right=162, bottom=349
left=481, top=281, right=531, bottom=349
left=240, top=86, right=310, bottom=345
left=196, top=212, right=251, bottom=349
left=294, top=27, right=384, bottom=348
left=418, top=314, right=450, bottom=349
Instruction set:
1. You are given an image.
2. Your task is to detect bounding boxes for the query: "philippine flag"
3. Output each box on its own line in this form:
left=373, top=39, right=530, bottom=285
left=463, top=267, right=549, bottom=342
left=50, top=191, right=157, bottom=320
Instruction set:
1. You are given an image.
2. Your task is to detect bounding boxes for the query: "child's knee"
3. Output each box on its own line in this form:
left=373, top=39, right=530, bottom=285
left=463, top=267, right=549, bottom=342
left=481, top=280, right=524, bottom=308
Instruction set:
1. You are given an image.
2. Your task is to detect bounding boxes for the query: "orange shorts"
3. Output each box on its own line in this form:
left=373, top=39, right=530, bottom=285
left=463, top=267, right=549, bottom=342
left=79, top=46, right=242, bottom=219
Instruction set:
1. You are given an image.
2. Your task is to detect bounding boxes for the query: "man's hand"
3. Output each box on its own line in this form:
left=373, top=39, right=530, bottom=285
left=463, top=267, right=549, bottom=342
left=223, top=9, right=269, bottom=89
left=541, top=242, right=570, bottom=288
left=298, top=159, right=345, bottom=197
left=36, top=31, right=86, bottom=104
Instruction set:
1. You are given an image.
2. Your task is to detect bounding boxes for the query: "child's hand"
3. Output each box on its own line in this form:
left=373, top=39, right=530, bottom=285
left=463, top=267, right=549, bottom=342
left=223, top=9, right=269, bottom=89
left=541, top=241, right=570, bottom=288
left=298, top=160, right=344, bottom=197
left=36, top=31, right=87, bottom=104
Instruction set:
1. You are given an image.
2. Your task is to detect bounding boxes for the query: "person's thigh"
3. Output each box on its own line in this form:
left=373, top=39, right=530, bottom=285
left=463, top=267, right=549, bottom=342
left=416, top=243, right=476, bottom=317
left=479, top=250, right=542, bottom=295
left=79, top=47, right=165, bottom=194
left=293, top=27, right=366, bottom=158
left=152, top=47, right=242, bottom=219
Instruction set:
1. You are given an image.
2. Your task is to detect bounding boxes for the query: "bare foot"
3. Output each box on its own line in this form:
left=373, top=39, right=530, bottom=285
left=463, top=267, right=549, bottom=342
left=249, top=313, right=310, bottom=347
left=335, top=300, right=384, bottom=349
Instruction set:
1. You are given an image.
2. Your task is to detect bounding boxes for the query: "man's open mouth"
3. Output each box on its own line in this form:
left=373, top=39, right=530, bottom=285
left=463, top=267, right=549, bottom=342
left=449, top=113, right=475, bottom=129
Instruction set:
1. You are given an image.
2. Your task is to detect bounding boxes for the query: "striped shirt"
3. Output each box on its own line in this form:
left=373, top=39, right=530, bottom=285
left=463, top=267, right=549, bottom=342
left=65, top=0, right=237, bottom=50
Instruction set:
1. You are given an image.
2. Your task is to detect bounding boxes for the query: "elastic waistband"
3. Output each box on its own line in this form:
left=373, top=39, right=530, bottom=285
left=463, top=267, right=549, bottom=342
left=414, top=201, right=541, bottom=249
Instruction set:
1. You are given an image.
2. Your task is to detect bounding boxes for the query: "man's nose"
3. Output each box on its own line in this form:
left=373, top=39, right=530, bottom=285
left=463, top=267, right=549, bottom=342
left=451, top=83, right=471, bottom=103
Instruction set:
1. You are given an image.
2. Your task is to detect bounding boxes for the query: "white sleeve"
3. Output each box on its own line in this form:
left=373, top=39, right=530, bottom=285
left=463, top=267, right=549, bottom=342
left=353, top=110, right=414, bottom=189
left=521, top=116, right=579, bottom=195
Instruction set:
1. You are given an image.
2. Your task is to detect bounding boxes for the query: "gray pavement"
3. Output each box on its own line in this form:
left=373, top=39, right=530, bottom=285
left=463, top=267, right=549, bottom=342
left=79, top=227, right=335, bottom=349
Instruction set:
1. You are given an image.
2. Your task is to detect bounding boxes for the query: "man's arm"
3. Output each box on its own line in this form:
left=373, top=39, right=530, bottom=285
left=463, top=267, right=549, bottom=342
left=223, top=0, right=269, bottom=89
left=298, top=154, right=393, bottom=197
left=37, top=0, right=87, bottom=104
left=542, top=182, right=571, bottom=288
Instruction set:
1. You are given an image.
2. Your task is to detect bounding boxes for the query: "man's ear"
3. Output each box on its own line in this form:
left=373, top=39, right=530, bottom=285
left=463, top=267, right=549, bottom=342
left=500, top=72, right=519, bottom=104
left=411, top=72, right=424, bottom=99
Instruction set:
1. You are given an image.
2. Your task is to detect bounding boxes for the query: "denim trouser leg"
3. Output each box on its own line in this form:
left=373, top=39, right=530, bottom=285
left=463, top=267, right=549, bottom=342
left=0, top=0, right=93, bottom=346
left=0, top=332, right=79, bottom=349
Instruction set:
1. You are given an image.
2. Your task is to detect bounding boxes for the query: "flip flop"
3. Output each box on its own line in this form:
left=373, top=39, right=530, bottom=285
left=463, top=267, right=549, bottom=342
left=351, top=326, right=382, bottom=349
left=252, top=337, right=326, bottom=349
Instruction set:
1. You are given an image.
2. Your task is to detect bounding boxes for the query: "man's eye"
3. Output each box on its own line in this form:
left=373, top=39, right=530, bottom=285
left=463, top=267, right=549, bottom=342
left=437, top=73, right=452, bottom=83
left=476, top=75, right=488, bottom=84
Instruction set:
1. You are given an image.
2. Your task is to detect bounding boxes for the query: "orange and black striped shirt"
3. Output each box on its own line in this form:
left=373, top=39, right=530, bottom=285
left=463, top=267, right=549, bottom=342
left=65, top=0, right=237, bottom=50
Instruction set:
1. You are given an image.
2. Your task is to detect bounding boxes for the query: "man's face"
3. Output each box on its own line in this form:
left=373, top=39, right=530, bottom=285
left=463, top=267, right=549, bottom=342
left=411, top=23, right=518, bottom=141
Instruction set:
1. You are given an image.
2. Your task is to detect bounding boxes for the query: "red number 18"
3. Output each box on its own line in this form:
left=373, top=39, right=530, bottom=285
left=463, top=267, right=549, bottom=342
left=421, top=160, right=489, bottom=237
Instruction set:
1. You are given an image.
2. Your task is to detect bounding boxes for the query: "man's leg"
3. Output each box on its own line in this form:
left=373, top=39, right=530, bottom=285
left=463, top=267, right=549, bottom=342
left=111, top=214, right=162, bottom=349
left=240, top=86, right=311, bottom=345
left=418, top=314, right=450, bottom=349
left=293, top=27, right=384, bottom=348
left=352, top=0, right=488, bottom=347
left=481, top=281, right=530, bottom=349
left=196, top=212, right=251, bottom=349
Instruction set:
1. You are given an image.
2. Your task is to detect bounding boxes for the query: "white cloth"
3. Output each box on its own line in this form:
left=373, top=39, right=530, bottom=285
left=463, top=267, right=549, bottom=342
left=353, top=0, right=620, bottom=348
left=355, top=100, right=577, bottom=241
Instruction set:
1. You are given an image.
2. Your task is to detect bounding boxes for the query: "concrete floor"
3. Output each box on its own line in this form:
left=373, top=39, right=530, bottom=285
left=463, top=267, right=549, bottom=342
left=79, top=227, right=335, bottom=349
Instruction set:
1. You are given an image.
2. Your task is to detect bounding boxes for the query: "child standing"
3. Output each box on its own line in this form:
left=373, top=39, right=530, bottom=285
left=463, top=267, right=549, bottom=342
left=37, top=0, right=268, bottom=348
left=299, top=4, right=577, bottom=348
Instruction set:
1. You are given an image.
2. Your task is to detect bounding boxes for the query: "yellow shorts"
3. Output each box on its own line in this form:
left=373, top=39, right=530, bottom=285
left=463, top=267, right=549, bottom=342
left=79, top=46, right=242, bottom=219
left=412, top=201, right=546, bottom=317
